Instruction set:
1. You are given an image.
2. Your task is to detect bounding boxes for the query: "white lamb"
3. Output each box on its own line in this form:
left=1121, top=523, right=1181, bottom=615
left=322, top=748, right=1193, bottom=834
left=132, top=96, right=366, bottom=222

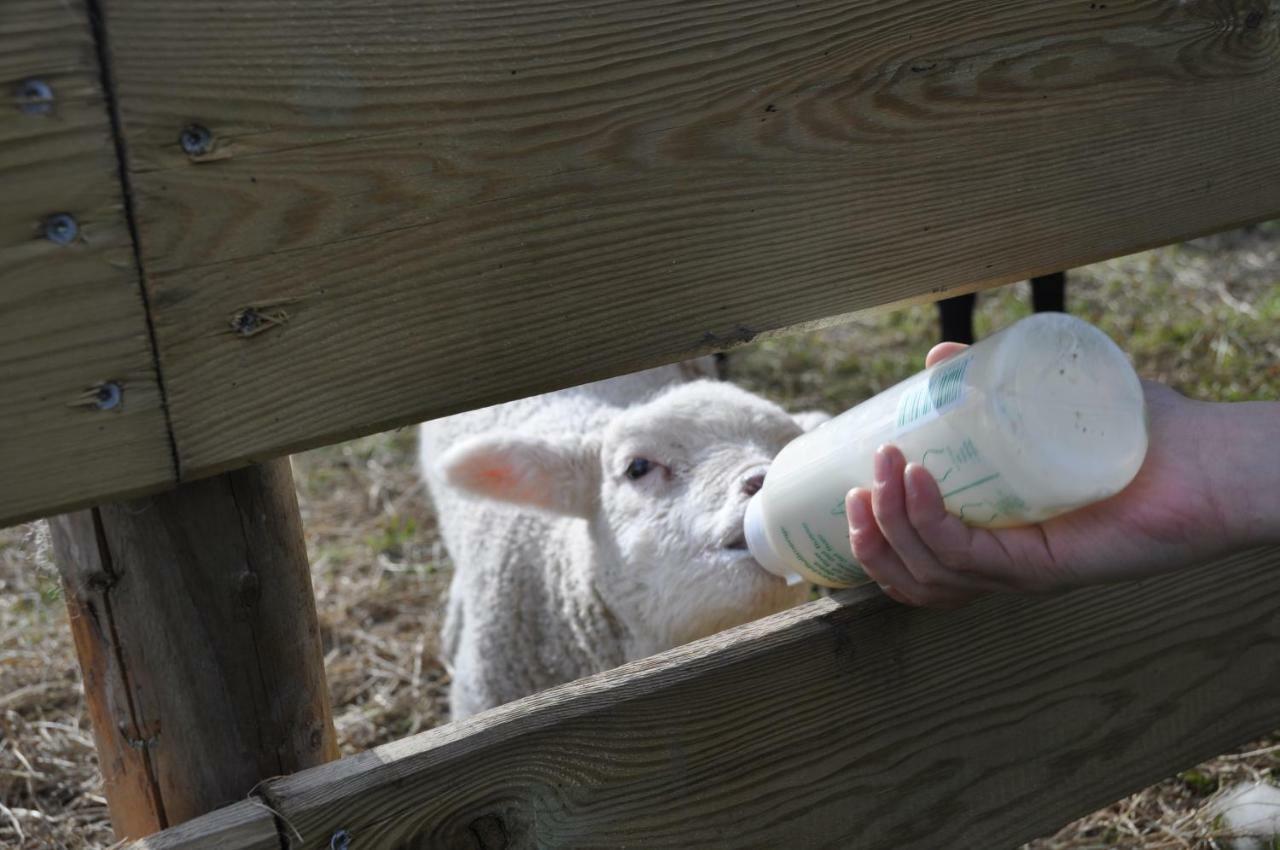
left=1209, top=782, right=1280, bottom=850
left=420, top=361, right=824, bottom=720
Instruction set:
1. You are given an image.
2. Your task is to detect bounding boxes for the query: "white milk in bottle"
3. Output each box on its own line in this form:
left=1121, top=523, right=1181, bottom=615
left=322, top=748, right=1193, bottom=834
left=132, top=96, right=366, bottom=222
left=743, top=313, right=1149, bottom=588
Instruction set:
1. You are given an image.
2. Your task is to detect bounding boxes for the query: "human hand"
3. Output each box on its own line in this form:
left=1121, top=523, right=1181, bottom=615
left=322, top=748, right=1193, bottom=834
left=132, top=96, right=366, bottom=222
left=845, top=342, right=1280, bottom=608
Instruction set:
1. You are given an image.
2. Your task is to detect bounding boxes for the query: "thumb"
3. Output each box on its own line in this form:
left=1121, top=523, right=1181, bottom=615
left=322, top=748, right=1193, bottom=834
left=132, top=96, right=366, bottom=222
left=926, top=342, right=969, bottom=368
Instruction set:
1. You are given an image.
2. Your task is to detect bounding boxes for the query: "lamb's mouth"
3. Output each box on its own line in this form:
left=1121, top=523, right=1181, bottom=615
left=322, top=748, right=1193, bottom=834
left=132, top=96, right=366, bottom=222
left=720, top=533, right=749, bottom=552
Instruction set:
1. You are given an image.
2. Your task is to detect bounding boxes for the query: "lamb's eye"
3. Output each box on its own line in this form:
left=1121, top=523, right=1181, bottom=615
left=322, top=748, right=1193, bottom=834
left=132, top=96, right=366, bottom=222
left=624, top=458, right=654, bottom=480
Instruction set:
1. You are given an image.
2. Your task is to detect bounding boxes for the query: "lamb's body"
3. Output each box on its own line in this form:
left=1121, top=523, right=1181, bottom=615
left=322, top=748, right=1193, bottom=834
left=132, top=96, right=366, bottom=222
left=421, top=361, right=814, bottom=720
left=422, top=365, right=700, bottom=716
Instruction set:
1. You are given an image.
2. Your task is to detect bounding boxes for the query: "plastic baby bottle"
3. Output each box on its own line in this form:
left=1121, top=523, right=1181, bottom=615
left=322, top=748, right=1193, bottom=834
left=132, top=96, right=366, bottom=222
left=743, top=313, right=1149, bottom=588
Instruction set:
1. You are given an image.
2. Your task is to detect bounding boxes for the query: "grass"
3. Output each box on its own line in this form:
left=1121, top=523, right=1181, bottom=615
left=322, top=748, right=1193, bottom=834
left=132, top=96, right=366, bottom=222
left=1, top=223, right=1278, bottom=848
left=728, top=222, right=1280, bottom=411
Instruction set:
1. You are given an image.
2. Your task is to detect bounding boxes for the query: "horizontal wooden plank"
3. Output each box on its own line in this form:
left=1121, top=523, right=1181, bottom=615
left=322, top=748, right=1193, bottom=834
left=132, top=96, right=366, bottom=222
left=131, top=546, right=1280, bottom=849
left=128, top=800, right=280, bottom=850
left=94, top=0, right=1280, bottom=482
left=0, top=0, right=174, bottom=526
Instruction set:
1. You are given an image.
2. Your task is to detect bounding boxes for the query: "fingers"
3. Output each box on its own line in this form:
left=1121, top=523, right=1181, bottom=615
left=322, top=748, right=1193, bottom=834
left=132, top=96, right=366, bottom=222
left=925, top=342, right=969, bottom=369
left=845, top=487, right=922, bottom=604
left=845, top=446, right=991, bottom=608
left=901, top=463, right=984, bottom=574
left=847, top=338, right=975, bottom=608
left=874, top=447, right=1002, bottom=600
left=869, top=448, right=947, bottom=587
left=900, top=461, right=1041, bottom=591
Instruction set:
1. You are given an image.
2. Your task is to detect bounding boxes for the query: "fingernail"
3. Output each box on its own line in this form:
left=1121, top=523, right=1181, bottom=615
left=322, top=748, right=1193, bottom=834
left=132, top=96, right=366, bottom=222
left=904, top=463, right=920, bottom=500
left=848, top=491, right=869, bottom=527
left=881, top=585, right=909, bottom=605
left=874, top=447, right=890, bottom=484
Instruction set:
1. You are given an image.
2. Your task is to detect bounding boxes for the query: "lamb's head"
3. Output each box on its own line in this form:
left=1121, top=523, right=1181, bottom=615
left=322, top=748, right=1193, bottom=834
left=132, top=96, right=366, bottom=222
left=439, top=380, right=816, bottom=656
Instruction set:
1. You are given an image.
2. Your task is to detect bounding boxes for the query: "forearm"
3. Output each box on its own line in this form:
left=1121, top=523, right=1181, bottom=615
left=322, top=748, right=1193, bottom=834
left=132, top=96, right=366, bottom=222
left=1202, top=399, right=1280, bottom=548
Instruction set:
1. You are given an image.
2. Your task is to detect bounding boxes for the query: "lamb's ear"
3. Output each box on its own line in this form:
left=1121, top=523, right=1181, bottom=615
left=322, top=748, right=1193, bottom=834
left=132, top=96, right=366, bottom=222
left=792, top=410, right=832, bottom=432
left=438, top=431, right=600, bottom=518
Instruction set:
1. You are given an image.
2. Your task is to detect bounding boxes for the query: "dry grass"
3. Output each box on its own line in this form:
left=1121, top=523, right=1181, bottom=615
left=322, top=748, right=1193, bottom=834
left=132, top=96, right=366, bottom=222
left=291, top=431, right=453, bottom=752
left=0, top=525, right=115, bottom=849
left=1021, top=737, right=1280, bottom=850
left=1, top=224, right=1277, bottom=848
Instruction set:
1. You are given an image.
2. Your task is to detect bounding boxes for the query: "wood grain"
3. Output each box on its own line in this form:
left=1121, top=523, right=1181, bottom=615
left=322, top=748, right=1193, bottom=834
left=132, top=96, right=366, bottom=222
left=0, top=0, right=174, bottom=526
left=131, top=546, right=1280, bottom=849
left=128, top=802, right=280, bottom=850
left=48, top=459, right=338, bottom=839
left=93, top=0, right=1280, bottom=481
left=3, top=0, right=1278, bottom=518
left=48, top=510, right=166, bottom=839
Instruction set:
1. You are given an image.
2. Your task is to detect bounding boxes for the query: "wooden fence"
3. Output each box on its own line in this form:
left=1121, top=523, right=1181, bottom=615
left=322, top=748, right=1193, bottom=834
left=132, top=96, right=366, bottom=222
left=6, top=0, right=1280, bottom=525
left=139, top=549, right=1280, bottom=849
left=3, top=0, right=1279, bottom=846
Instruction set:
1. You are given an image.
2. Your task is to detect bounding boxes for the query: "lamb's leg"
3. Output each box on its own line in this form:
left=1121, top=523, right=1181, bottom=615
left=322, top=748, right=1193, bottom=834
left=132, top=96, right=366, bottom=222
left=936, top=292, right=977, bottom=344
left=440, top=582, right=464, bottom=676
left=937, top=271, right=1066, bottom=345
left=445, top=620, right=492, bottom=722
left=714, top=351, right=730, bottom=380
left=1030, top=271, right=1067, bottom=313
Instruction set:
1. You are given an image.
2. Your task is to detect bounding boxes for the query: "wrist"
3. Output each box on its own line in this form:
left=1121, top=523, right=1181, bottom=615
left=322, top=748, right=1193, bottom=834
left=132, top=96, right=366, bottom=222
left=1198, top=399, right=1280, bottom=548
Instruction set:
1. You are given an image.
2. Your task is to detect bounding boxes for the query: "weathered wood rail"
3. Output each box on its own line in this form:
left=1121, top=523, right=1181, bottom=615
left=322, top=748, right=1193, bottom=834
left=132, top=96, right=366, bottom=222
left=3, top=0, right=1278, bottom=846
left=1, top=0, right=172, bottom=523
left=4, top=0, right=1280, bottom=525
left=135, top=546, right=1280, bottom=849
left=48, top=460, right=339, bottom=835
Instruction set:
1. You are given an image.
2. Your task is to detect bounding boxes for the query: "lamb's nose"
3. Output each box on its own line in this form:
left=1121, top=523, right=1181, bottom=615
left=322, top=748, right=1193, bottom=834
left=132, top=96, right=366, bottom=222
left=742, top=471, right=766, bottom=497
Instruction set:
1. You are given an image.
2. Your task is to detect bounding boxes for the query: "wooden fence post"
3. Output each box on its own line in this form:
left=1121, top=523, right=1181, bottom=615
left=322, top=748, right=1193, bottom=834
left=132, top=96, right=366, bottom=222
left=48, top=458, right=339, bottom=840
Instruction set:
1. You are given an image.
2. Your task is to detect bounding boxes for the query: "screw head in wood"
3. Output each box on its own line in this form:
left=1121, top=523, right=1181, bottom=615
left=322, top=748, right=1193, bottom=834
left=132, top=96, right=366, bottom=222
left=94, top=382, right=123, bottom=411
left=330, top=829, right=352, bottom=850
left=15, top=78, right=54, bottom=115
left=43, top=213, right=79, bottom=245
left=180, top=123, right=214, bottom=156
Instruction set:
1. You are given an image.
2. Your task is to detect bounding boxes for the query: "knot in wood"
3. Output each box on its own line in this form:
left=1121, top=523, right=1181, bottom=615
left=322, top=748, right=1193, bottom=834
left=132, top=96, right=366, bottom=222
left=229, top=303, right=293, bottom=337
left=468, top=814, right=509, bottom=849
left=233, top=308, right=262, bottom=336
left=237, top=570, right=261, bottom=605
